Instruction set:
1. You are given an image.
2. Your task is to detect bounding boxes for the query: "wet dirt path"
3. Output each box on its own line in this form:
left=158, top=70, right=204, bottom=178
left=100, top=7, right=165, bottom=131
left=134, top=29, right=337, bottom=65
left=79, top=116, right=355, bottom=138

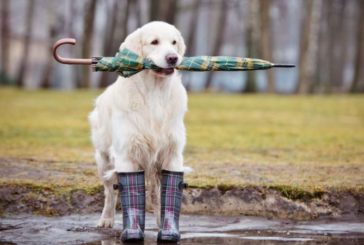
left=1, top=213, right=364, bottom=244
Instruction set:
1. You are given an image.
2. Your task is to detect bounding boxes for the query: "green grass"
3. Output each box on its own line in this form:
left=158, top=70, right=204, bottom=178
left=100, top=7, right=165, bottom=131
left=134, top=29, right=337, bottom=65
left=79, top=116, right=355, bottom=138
left=1, top=88, right=364, bottom=193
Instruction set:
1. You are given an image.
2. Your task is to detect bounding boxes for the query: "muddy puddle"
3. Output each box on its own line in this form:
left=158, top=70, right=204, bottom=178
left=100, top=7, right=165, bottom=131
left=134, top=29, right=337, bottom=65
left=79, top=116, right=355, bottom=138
left=1, top=213, right=364, bottom=244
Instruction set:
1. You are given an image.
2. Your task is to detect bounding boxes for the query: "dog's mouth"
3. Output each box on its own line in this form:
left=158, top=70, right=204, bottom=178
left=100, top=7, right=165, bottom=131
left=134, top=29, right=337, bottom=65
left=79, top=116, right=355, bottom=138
left=153, top=67, right=175, bottom=76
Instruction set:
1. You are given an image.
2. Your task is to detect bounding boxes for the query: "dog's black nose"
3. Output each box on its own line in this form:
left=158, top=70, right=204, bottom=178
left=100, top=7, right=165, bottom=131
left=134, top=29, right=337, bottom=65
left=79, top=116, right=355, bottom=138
left=166, top=54, right=178, bottom=66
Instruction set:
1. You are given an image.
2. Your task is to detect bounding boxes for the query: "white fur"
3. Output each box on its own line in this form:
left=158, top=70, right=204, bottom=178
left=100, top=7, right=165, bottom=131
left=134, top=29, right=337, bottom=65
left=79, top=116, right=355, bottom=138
left=89, top=22, right=188, bottom=228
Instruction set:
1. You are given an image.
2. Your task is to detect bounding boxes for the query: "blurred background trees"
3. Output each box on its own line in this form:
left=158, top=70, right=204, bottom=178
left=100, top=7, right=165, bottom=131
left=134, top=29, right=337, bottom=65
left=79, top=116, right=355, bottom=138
left=0, top=0, right=363, bottom=93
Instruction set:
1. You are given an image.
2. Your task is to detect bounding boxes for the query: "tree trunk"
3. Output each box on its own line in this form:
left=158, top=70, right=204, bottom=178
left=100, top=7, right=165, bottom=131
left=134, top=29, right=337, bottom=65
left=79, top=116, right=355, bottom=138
left=184, top=0, right=201, bottom=92
left=99, top=0, right=119, bottom=88
left=103, top=0, right=119, bottom=56
left=150, top=0, right=160, bottom=21
left=296, top=0, right=321, bottom=94
left=314, top=0, right=328, bottom=93
left=65, top=0, right=78, bottom=88
left=100, top=0, right=131, bottom=87
left=1, top=0, right=10, bottom=77
left=204, top=1, right=228, bottom=90
left=186, top=0, right=201, bottom=56
left=151, top=0, right=179, bottom=24
left=134, top=0, right=142, bottom=27
left=259, top=0, right=275, bottom=93
left=350, top=0, right=364, bottom=92
left=110, top=0, right=131, bottom=54
left=40, top=1, right=59, bottom=89
left=164, top=0, right=178, bottom=25
left=16, top=0, right=35, bottom=87
left=121, top=0, right=131, bottom=44
left=332, top=1, right=347, bottom=91
left=325, top=0, right=347, bottom=92
left=79, top=0, right=97, bottom=88
left=243, top=0, right=259, bottom=93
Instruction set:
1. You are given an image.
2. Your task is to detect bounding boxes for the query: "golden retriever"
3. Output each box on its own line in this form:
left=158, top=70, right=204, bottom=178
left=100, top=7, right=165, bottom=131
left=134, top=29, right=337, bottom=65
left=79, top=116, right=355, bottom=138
left=89, top=21, right=188, bottom=228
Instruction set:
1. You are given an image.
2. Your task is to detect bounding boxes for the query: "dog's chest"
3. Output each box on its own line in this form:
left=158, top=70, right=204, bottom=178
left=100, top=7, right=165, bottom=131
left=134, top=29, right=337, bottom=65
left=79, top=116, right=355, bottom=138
left=147, top=94, right=171, bottom=131
left=130, top=91, right=173, bottom=134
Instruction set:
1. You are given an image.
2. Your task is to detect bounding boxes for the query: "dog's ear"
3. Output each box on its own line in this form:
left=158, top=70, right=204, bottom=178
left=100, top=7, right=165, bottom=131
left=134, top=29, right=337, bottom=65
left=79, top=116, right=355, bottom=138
left=119, top=28, right=143, bottom=55
left=176, top=31, right=186, bottom=57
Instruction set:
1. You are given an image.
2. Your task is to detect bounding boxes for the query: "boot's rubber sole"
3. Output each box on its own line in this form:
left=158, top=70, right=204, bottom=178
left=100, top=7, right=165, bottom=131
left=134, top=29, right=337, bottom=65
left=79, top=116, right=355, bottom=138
left=121, top=238, right=144, bottom=243
left=157, top=231, right=180, bottom=243
left=121, top=229, right=144, bottom=243
left=121, top=236, right=144, bottom=243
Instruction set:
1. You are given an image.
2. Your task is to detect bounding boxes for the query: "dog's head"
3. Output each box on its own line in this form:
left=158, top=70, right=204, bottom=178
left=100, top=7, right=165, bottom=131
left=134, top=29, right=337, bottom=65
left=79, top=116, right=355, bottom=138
left=119, top=21, right=186, bottom=77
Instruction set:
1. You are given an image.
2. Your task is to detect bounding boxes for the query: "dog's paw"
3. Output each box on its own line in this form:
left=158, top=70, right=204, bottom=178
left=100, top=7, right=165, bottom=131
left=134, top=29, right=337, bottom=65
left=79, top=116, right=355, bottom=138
left=97, top=217, right=114, bottom=228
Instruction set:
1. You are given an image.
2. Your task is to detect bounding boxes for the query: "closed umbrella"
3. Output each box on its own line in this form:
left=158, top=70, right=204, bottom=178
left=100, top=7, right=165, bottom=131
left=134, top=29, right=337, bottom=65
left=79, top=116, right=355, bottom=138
left=53, top=38, right=294, bottom=78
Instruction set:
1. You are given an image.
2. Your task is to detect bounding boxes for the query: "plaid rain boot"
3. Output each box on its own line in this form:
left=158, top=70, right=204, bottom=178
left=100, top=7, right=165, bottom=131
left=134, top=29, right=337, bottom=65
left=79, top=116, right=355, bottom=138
left=157, top=170, right=186, bottom=243
left=116, top=171, right=145, bottom=242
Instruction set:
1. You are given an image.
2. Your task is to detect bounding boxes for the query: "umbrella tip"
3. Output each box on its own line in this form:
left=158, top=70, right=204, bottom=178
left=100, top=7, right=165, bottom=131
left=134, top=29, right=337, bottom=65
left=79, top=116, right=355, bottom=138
left=272, top=64, right=296, bottom=68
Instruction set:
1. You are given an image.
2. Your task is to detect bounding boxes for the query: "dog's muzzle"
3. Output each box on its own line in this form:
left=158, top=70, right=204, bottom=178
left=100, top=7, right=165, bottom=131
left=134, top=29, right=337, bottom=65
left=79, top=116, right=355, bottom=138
left=166, top=54, right=178, bottom=66
left=149, top=53, right=179, bottom=76
left=153, top=67, right=175, bottom=75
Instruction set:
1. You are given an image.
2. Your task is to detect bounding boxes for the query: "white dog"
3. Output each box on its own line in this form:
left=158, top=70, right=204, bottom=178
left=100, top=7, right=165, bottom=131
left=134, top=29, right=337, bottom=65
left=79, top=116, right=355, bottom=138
left=89, top=21, right=187, bottom=229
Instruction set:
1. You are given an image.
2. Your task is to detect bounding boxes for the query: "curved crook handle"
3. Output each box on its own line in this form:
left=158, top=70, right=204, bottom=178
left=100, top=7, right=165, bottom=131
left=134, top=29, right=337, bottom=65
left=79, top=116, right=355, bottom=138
left=53, top=38, right=93, bottom=65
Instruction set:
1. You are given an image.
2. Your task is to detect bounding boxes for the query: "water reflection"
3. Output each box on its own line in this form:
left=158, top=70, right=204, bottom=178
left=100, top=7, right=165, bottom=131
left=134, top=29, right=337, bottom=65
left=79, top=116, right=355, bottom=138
left=1, top=214, right=363, bottom=245
left=85, top=236, right=364, bottom=245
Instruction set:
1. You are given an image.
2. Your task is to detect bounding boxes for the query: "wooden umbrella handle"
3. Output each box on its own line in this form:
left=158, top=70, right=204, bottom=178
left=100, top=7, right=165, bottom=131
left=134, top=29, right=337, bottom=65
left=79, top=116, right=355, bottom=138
left=53, top=38, right=93, bottom=65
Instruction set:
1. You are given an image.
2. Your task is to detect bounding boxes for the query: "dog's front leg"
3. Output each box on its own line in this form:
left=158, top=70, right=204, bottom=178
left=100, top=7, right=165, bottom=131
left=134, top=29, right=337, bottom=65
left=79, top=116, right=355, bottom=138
left=162, top=124, right=186, bottom=172
left=157, top=133, right=186, bottom=242
left=158, top=154, right=185, bottom=242
left=110, top=119, right=146, bottom=242
left=153, top=148, right=184, bottom=227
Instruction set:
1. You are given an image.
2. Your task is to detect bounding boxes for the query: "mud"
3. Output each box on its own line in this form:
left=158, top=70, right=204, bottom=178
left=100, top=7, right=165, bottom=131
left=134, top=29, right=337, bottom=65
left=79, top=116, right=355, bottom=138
left=1, top=184, right=364, bottom=220
left=1, top=213, right=364, bottom=244
left=1, top=157, right=364, bottom=220
left=183, top=187, right=364, bottom=219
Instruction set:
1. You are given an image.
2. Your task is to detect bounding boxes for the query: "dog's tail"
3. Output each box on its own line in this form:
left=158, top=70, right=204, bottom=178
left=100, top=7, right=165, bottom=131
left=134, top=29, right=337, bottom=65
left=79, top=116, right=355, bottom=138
left=183, top=166, right=193, bottom=174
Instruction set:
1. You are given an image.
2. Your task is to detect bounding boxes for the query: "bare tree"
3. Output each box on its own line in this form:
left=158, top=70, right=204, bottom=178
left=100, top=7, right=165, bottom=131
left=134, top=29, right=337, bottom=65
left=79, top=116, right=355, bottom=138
left=296, top=0, right=321, bottom=94
left=184, top=0, right=201, bottom=91
left=243, top=0, right=259, bottom=93
left=134, top=0, right=143, bottom=28
left=120, top=0, right=131, bottom=43
left=63, top=0, right=78, bottom=88
left=79, top=0, right=98, bottom=88
left=40, top=1, right=61, bottom=89
left=259, top=0, right=275, bottom=93
left=332, top=1, right=348, bottom=91
left=315, top=0, right=329, bottom=93
left=99, top=0, right=132, bottom=88
left=103, top=0, right=119, bottom=57
left=16, top=0, right=35, bottom=87
left=99, top=0, right=120, bottom=88
left=204, top=1, right=228, bottom=90
left=351, top=0, right=364, bottom=92
left=150, top=0, right=161, bottom=21
left=149, top=0, right=179, bottom=24
left=1, top=0, right=10, bottom=79
left=186, top=0, right=201, bottom=56
left=325, top=0, right=347, bottom=92
left=164, top=0, right=179, bottom=25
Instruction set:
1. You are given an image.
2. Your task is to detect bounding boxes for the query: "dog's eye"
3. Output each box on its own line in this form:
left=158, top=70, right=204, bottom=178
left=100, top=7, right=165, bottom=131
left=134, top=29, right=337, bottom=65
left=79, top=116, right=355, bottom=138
left=172, top=40, right=177, bottom=45
left=151, top=39, right=159, bottom=45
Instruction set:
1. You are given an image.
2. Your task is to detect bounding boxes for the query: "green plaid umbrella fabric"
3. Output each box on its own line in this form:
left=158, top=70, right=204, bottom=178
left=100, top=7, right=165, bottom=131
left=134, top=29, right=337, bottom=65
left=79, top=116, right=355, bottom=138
left=93, top=48, right=294, bottom=78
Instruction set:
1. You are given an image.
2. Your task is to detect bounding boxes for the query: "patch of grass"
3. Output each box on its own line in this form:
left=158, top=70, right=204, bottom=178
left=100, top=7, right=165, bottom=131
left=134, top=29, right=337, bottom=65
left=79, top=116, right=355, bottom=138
left=267, top=185, right=325, bottom=200
left=0, top=88, right=364, bottom=193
